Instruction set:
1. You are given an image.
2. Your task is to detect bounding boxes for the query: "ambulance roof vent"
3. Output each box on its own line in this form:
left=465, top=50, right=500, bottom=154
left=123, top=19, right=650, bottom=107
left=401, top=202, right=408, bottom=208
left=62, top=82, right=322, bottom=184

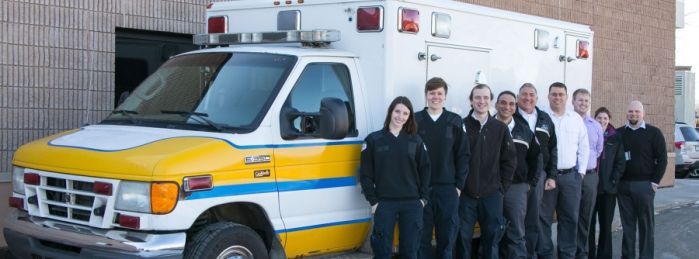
left=194, top=29, right=340, bottom=47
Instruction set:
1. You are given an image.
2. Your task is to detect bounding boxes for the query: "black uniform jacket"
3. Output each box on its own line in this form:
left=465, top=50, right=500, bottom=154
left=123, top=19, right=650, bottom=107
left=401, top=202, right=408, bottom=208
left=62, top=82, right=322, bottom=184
left=415, top=109, right=470, bottom=190
left=598, top=124, right=626, bottom=194
left=508, top=115, right=541, bottom=186
left=359, top=129, right=431, bottom=206
left=463, top=111, right=517, bottom=198
left=515, top=106, right=558, bottom=180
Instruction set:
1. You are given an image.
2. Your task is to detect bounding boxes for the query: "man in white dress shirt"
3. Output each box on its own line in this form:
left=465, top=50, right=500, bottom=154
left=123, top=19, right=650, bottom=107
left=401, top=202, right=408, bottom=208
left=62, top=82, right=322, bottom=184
left=538, top=82, right=589, bottom=259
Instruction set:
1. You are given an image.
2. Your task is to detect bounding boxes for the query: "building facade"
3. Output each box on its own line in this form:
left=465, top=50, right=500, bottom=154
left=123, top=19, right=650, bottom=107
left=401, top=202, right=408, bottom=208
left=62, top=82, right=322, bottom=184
left=0, top=0, right=676, bottom=245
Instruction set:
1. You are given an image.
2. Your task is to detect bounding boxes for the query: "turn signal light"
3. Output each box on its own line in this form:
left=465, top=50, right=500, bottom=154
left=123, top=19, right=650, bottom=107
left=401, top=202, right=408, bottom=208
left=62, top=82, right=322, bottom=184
left=118, top=214, right=140, bottom=229
left=398, top=8, right=419, bottom=33
left=24, top=173, right=40, bottom=185
left=208, top=16, right=227, bottom=33
left=183, top=176, right=213, bottom=192
left=151, top=182, right=178, bottom=214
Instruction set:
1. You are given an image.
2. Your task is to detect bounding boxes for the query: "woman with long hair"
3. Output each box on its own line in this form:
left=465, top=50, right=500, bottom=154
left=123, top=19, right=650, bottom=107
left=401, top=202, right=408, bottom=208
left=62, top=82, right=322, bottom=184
left=359, top=96, right=431, bottom=259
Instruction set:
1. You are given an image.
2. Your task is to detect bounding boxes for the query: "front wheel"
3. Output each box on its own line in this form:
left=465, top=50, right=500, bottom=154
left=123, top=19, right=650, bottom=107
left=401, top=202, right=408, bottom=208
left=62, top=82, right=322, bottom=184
left=184, top=222, right=268, bottom=259
left=689, top=168, right=699, bottom=178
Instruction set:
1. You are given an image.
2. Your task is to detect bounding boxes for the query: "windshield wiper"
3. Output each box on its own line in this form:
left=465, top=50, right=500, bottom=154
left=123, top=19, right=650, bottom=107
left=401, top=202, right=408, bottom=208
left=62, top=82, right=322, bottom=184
left=109, top=109, right=139, bottom=124
left=160, top=110, right=223, bottom=132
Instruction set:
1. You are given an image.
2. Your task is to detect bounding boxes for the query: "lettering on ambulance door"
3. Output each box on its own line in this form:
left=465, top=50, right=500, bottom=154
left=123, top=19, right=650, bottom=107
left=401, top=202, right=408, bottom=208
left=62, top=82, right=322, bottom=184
left=563, top=34, right=592, bottom=92
left=426, top=45, right=491, bottom=117
left=275, top=62, right=369, bottom=257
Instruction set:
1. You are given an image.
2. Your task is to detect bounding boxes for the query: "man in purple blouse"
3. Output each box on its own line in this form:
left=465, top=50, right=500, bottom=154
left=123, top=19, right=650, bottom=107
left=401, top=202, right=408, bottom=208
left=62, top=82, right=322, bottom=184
left=571, top=88, right=604, bottom=259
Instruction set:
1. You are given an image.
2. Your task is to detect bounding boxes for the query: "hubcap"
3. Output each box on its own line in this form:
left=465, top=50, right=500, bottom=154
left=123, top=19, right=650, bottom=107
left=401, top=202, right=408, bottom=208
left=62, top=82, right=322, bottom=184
left=690, top=169, right=699, bottom=177
left=217, top=245, right=253, bottom=259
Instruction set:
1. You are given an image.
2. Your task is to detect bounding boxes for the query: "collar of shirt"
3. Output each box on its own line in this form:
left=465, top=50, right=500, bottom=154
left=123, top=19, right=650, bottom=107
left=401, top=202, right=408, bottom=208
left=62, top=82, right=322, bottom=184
left=625, top=120, right=646, bottom=130
left=517, top=108, right=537, bottom=132
left=494, top=114, right=515, bottom=134
left=471, top=112, right=489, bottom=129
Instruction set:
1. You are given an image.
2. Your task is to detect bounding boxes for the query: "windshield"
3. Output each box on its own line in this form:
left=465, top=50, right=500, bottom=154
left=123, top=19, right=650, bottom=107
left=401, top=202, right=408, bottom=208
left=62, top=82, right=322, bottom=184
left=103, top=52, right=297, bottom=132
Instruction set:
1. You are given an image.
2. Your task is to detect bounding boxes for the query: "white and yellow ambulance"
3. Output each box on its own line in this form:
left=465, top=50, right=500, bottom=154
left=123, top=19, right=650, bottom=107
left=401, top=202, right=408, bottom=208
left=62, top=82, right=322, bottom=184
left=5, top=0, right=593, bottom=258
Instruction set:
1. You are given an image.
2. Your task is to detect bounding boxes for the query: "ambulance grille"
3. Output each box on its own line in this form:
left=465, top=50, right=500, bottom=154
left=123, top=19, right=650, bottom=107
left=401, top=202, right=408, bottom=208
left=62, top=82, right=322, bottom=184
left=24, top=171, right=117, bottom=228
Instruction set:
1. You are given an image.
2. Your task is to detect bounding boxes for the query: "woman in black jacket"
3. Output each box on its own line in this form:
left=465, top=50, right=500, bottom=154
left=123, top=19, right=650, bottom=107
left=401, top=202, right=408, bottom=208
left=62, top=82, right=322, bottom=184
left=588, top=107, right=625, bottom=259
left=360, top=96, right=431, bottom=259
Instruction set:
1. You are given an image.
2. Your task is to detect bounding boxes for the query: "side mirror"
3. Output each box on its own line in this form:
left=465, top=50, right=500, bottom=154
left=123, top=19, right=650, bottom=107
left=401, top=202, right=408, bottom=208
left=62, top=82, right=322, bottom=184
left=279, top=97, right=349, bottom=140
left=318, top=97, right=349, bottom=139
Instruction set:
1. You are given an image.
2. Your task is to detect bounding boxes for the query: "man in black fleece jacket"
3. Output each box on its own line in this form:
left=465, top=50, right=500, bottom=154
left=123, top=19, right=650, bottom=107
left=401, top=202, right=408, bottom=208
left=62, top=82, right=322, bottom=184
left=456, top=84, right=516, bottom=259
left=495, top=91, right=540, bottom=259
left=616, top=100, right=667, bottom=259
left=415, top=78, right=470, bottom=259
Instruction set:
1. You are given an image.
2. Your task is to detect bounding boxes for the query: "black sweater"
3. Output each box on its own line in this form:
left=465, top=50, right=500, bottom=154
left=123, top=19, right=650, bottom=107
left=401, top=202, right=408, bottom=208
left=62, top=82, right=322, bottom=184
left=463, top=112, right=517, bottom=198
left=617, top=124, right=668, bottom=184
left=360, top=129, right=431, bottom=205
left=507, top=115, right=540, bottom=186
left=415, top=109, right=470, bottom=190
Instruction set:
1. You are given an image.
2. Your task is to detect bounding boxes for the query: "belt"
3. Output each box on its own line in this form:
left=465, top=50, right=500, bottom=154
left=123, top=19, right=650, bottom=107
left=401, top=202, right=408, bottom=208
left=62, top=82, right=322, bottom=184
left=557, top=168, right=574, bottom=174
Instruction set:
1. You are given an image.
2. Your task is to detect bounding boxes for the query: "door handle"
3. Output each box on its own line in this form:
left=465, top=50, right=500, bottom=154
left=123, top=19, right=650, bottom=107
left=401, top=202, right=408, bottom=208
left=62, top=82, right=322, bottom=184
left=418, top=52, right=427, bottom=61
left=430, top=54, right=442, bottom=61
left=559, top=55, right=576, bottom=62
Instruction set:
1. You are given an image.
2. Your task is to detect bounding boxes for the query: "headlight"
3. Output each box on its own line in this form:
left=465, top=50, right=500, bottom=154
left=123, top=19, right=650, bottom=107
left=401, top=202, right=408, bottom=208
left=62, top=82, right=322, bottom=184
left=115, top=181, right=150, bottom=213
left=115, top=181, right=179, bottom=214
left=12, top=166, right=25, bottom=195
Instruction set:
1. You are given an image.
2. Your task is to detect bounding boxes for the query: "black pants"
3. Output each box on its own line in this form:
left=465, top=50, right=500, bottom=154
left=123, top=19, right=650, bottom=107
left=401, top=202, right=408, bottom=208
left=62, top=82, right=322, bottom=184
left=456, top=191, right=505, bottom=259
left=588, top=193, right=616, bottom=259
left=372, top=200, right=424, bottom=259
left=419, top=186, right=459, bottom=259
left=618, top=181, right=655, bottom=259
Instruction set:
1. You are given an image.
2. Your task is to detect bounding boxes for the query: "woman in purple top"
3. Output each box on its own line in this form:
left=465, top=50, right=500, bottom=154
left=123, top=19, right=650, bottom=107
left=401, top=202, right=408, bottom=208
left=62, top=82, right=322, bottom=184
left=588, top=107, right=626, bottom=259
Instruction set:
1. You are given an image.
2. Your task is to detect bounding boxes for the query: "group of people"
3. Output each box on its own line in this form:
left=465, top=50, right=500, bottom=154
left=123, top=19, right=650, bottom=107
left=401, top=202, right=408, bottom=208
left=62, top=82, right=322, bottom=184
left=359, top=78, right=668, bottom=259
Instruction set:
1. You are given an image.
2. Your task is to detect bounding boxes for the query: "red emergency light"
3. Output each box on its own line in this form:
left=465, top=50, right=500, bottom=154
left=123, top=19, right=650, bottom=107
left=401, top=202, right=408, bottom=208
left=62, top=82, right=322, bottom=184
left=208, top=16, right=227, bottom=34
left=398, top=8, right=419, bottom=33
left=24, top=173, right=40, bottom=185
left=577, top=40, right=589, bottom=59
left=93, top=181, right=113, bottom=196
left=357, top=6, right=383, bottom=31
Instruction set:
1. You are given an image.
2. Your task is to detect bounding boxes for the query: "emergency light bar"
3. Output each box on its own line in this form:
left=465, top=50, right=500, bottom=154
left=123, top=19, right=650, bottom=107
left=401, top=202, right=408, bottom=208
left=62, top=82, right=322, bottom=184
left=194, top=29, right=340, bottom=46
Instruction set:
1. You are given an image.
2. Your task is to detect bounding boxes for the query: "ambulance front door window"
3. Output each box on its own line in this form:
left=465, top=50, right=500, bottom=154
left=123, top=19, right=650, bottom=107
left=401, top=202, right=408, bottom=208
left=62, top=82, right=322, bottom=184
left=283, top=63, right=357, bottom=138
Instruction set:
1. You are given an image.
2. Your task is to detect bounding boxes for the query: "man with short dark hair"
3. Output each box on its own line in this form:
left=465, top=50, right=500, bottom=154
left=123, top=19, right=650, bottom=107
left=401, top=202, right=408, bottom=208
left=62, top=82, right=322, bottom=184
left=456, top=84, right=516, bottom=259
left=616, top=100, right=667, bottom=259
left=496, top=91, right=540, bottom=259
left=416, top=77, right=470, bottom=259
left=539, top=82, right=589, bottom=259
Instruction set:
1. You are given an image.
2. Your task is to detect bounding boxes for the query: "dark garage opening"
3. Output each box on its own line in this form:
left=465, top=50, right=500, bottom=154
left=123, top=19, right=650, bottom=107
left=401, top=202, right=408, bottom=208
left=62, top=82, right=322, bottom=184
left=115, top=28, right=198, bottom=107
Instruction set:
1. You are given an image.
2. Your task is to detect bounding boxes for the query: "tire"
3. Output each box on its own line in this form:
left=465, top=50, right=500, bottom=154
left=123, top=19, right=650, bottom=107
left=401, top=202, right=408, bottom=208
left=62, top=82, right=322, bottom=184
left=184, top=222, right=269, bottom=259
left=676, top=168, right=689, bottom=179
left=689, top=168, right=699, bottom=178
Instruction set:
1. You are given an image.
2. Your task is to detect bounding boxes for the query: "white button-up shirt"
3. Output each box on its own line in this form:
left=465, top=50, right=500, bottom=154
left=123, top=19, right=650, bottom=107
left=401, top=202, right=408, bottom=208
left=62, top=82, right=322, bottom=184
left=544, top=107, right=590, bottom=175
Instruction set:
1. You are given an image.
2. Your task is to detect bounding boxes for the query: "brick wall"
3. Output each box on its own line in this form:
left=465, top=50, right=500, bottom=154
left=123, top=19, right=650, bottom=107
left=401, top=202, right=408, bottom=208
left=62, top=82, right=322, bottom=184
left=0, top=0, right=207, bottom=179
left=457, top=0, right=676, bottom=150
